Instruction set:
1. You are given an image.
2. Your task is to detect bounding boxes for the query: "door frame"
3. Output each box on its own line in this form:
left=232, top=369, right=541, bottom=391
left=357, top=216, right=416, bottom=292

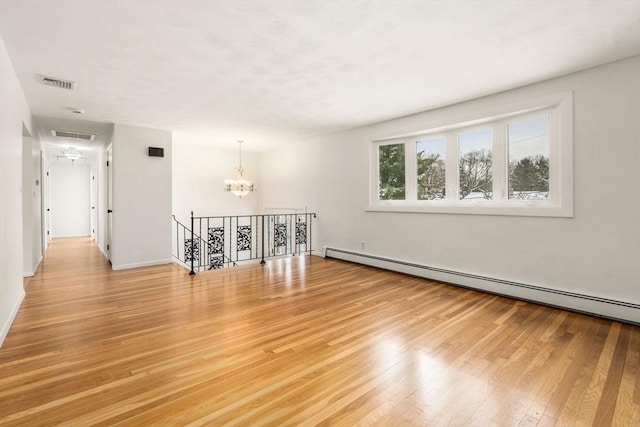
left=106, top=144, right=113, bottom=262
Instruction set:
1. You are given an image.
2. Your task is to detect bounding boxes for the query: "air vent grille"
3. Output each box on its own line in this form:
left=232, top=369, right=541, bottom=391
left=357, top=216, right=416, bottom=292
left=50, top=130, right=96, bottom=141
left=38, top=75, right=75, bottom=90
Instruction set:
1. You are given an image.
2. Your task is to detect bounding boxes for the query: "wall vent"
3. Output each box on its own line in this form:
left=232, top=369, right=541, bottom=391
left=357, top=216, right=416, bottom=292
left=38, top=75, right=75, bottom=90
left=50, top=130, right=96, bottom=141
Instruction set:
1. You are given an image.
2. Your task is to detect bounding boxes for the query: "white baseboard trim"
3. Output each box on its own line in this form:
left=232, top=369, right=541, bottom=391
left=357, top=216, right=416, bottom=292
left=112, top=258, right=174, bottom=271
left=0, top=289, right=26, bottom=348
left=324, top=247, right=640, bottom=325
left=98, top=244, right=108, bottom=260
left=173, top=259, right=191, bottom=272
left=22, top=255, right=44, bottom=277
left=34, top=255, right=42, bottom=275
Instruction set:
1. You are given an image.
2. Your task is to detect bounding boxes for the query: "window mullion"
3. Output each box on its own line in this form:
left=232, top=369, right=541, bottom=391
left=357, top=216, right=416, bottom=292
left=372, top=142, right=380, bottom=203
left=445, top=131, right=458, bottom=201
left=405, top=140, right=417, bottom=202
left=493, top=121, right=506, bottom=202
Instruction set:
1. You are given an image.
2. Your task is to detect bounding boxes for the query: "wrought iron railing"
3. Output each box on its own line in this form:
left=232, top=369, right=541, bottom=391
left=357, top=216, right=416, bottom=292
left=172, top=212, right=317, bottom=274
left=172, top=215, right=237, bottom=271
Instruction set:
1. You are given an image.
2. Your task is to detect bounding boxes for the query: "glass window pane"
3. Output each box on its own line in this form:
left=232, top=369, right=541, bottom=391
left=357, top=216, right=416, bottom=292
left=416, top=137, right=446, bottom=200
left=508, top=115, right=549, bottom=200
left=458, top=128, right=493, bottom=200
left=378, top=143, right=405, bottom=200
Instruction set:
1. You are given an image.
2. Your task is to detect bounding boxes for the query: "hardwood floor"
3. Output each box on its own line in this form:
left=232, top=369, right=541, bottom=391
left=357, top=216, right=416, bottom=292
left=0, top=238, right=638, bottom=426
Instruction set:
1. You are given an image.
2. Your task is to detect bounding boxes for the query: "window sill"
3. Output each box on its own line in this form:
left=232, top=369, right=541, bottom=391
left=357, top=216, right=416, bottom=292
left=366, top=202, right=573, bottom=218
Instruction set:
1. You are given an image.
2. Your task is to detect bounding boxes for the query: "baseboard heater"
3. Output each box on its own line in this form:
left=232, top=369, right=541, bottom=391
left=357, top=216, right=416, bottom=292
left=324, top=247, right=639, bottom=326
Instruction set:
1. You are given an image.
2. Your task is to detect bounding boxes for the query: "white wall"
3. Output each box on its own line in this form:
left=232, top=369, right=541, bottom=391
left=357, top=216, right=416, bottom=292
left=0, top=33, right=31, bottom=347
left=22, top=134, right=43, bottom=276
left=259, top=57, right=640, bottom=322
left=50, top=161, right=91, bottom=238
left=31, top=140, right=43, bottom=272
left=42, top=150, right=52, bottom=252
left=111, top=124, right=172, bottom=270
left=22, top=135, right=33, bottom=275
left=172, top=142, right=260, bottom=225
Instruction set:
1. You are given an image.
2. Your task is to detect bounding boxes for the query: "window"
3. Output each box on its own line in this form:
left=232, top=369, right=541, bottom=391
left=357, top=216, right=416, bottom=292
left=370, top=91, right=573, bottom=217
left=378, top=143, right=405, bottom=200
left=507, top=115, right=549, bottom=200
left=416, top=137, right=446, bottom=200
left=458, top=128, right=493, bottom=200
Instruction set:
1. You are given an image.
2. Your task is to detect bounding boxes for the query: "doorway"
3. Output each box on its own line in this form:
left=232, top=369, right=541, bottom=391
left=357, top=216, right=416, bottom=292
left=49, top=160, right=91, bottom=238
left=91, top=168, right=97, bottom=242
left=106, top=144, right=113, bottom=262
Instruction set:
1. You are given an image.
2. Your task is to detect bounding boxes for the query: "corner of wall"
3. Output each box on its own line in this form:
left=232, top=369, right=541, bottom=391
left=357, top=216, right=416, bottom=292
left=0, top=286, right=25, bottom=349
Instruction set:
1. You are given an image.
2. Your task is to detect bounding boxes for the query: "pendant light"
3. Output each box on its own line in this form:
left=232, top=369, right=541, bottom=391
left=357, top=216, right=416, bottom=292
left=224, top=140, right=255, bottom=197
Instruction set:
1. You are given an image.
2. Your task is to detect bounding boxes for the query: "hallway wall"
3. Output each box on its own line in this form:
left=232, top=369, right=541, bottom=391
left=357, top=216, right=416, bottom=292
left=22, top=134, right=43, bottom=276
left=111, top=124, right=172, bottom=270
left=0, top=34, right=32, bottom=347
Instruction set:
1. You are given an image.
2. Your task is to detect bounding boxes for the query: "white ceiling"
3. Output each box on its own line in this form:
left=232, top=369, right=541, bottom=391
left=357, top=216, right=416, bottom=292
left=0, top=0, right=638, bottom=152
left=35, top=116, right=113, bottom=160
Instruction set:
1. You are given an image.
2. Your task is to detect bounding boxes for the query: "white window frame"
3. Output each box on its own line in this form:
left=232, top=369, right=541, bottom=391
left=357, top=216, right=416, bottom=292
left=368, top=91, right=573, bottom=217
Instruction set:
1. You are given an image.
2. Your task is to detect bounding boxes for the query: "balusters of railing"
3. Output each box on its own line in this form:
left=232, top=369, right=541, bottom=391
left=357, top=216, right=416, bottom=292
left=172, top=212, right=317, bottom=274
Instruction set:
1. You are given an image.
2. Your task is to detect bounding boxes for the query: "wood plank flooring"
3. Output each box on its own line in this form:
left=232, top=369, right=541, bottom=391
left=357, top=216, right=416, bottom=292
left=0, top=237, right=638, bottom=426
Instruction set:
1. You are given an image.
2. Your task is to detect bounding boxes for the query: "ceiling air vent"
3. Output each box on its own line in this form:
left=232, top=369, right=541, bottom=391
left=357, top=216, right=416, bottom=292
left=38, top=75, right=75, bottom=90
left=50, top=130, right=96, bottom=141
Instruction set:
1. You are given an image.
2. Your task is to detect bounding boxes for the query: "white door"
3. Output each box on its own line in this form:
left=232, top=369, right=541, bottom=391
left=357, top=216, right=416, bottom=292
left=50, top=161, right=91, bottom=238
left=90, top=167, right=98, bottom=241
left=43, top=157, right=52, bottom=247
left=106, top=146, right=113, bottom=261
left=40, top=151, right=47, bottom=254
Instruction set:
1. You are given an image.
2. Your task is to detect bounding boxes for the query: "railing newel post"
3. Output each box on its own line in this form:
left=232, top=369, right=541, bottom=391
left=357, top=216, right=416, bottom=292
left=189, top=210, right=196, bottom=275
left=260, top=214, right=266, bottom=264
left=309, top=213, right=315, bottom=258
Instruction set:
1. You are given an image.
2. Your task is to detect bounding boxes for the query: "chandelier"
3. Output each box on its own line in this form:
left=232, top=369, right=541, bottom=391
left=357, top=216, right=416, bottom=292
left=224, top=140, right=255, bottom=198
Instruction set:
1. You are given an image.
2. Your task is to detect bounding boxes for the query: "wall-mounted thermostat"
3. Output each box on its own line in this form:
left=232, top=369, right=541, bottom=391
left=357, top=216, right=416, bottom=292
left=148, top=147, right=164, bottom=157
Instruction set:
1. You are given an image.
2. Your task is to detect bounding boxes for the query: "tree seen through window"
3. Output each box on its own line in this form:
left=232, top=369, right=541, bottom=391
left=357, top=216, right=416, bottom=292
left=508, top=115, right=550, bottom=199
left=378, top=143, right=405, bottom=200
left=417, top=137, right=446, bottom=200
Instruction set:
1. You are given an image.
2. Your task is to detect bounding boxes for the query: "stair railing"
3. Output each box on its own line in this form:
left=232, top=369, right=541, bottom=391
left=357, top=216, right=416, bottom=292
left=172, top=212, right=317, bottom=275
left=172, top=214, right=237, bottom=274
